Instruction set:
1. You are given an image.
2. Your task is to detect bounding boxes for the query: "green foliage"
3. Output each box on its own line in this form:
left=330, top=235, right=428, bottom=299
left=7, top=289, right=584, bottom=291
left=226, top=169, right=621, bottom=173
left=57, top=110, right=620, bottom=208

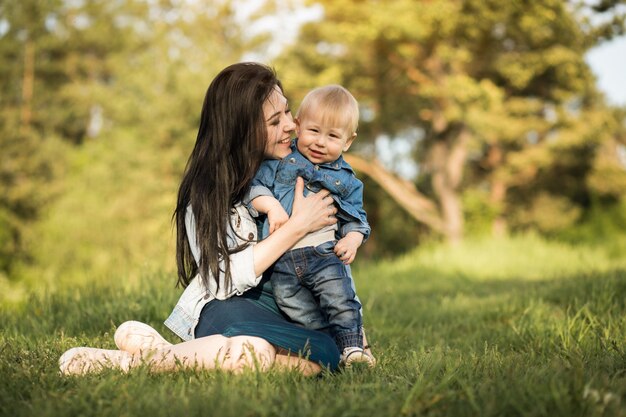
left=1, top=235, right=626, bottom=416
left=0, top=0, right=269, bottom=281
left=461, top=188, right=498, bottom=237
left=0, top=0, right=149, bottom=274
left=512, top=192, right=583, bottom=233
left=557, top=197, right=626, bottom=259
left=12, top=132, right=180, bottom=292
left=1, top=0, right=626, bottom=291
left=276, top=0, right=626, bottom=242
left=0, top=129, right=66, bottom=276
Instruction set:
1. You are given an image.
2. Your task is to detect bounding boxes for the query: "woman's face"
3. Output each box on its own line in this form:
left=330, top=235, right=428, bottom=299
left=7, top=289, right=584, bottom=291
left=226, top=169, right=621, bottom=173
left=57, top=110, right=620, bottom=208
left=263, top=86, right=295, bottom=159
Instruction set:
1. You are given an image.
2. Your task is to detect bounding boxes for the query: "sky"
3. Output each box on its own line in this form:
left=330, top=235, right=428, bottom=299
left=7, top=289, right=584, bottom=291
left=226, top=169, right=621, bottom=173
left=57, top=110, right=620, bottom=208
left=586, top=35, right=626, bottom=107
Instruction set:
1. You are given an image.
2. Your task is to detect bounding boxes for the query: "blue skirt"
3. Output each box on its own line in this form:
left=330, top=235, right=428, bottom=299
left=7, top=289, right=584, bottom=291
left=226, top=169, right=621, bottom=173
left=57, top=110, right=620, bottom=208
left=194, top=276, right=340, bottom=371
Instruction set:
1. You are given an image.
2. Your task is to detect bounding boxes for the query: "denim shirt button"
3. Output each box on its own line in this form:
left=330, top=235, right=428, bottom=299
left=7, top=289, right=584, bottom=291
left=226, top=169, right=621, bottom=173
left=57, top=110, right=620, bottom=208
left=314, top=165, right=320, bottom=170
left=335, top=179, right=341, bottom=185
left=289, top=158, right=296, bottom=163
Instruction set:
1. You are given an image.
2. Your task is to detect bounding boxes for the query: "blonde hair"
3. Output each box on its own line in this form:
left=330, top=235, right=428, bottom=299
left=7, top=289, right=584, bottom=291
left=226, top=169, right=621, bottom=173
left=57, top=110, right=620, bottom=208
left=296, top=85, right=359, bottom=135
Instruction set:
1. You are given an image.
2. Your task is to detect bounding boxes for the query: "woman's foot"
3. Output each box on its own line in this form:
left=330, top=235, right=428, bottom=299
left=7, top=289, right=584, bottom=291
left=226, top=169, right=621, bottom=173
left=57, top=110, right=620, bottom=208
left=114, top=321, right=172, bottom=354
left=59, top=347, right=134, bottom=375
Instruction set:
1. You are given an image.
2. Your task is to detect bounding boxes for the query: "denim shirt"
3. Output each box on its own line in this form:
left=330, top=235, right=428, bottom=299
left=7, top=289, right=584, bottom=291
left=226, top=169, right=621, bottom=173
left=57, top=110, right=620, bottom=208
left=164, top=204, right=262, bottom=341
left=244, top=140, right=370, bottom=240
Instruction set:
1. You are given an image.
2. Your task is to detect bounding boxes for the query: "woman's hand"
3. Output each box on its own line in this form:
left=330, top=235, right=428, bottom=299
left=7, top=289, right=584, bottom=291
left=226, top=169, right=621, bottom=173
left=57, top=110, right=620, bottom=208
left=252, top=177, right=337, bottom=276
left=290, top=177, right=337, bottom=234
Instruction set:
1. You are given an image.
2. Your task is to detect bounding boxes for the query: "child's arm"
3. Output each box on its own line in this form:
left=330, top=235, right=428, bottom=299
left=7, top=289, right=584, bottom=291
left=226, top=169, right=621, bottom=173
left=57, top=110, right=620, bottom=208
left=333, top=168, right=370, bottom=264
left=251, top=195, right=289, bottom=234
left=242, top=160, right=280, bottom=218
left=334, top=230, right=364, bottom=265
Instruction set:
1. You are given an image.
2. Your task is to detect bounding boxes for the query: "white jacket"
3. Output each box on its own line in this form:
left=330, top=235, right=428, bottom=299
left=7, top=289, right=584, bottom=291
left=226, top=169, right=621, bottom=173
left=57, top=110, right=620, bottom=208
left=164, top=204, right=262, bottom=341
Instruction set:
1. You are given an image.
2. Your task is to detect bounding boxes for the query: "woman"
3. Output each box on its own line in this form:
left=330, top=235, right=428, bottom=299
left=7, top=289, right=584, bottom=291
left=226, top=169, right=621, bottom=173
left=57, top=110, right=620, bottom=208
left=59, top=62, right=366, bottom=376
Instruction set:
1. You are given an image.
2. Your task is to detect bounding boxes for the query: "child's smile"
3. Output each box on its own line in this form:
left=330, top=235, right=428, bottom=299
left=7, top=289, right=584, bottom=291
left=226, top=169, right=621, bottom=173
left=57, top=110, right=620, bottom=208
left=296, top=116, right=354, bottom=164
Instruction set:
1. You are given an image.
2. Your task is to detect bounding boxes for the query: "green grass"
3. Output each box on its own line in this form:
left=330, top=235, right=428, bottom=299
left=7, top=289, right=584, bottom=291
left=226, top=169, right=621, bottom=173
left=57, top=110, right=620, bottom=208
left=2, top=234, right=625, bottom=417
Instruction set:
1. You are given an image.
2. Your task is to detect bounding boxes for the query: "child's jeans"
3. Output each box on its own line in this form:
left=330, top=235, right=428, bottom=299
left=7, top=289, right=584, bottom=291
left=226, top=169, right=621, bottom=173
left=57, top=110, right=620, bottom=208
left=269, top=241, right=363, bottom=350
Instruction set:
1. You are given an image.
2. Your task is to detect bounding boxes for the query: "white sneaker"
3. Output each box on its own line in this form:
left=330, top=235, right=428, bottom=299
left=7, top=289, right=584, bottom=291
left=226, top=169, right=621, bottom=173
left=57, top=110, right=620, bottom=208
left=114, top=321, right=172, bottom=354
left=340, top=346, right=376, bottom=368
left=59, top=347, right=133, bottom=375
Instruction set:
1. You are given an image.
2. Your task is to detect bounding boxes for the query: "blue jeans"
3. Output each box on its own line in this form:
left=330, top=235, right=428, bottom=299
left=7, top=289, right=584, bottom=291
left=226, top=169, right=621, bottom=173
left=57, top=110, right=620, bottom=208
left=269, top=241, right=363, bottom=350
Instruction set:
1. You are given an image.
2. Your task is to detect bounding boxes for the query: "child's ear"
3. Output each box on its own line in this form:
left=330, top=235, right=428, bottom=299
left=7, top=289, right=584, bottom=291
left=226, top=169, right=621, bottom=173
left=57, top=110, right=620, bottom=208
left=295, top=118, right=301, bottom=136
left=343, top=132, right=357, bottom=152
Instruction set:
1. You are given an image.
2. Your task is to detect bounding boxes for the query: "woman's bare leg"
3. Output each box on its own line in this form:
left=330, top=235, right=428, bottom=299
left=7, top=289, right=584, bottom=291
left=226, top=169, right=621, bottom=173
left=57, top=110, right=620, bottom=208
left=130, top=335, right=323, bottom=375
left=112, top=321, right=335, bottom=375
left=114, top=321, right=273, bottom=371
left=143, top=335, right=276, bottom=373
left=273, top=350, right=323, bottom=376
left=60, top=335, right=276, bottom=375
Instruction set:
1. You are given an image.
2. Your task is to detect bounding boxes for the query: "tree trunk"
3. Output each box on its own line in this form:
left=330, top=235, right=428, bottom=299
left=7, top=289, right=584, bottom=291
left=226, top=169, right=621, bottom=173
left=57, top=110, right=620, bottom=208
left=487, top=145, right=507, bottom=237
left=20, top=38, right=35, bottom=134
left=344, top=154, right=446, bottom=235
left=490, top=180, right=507, bottom=237
left=429, top=126, right=469, bottom=245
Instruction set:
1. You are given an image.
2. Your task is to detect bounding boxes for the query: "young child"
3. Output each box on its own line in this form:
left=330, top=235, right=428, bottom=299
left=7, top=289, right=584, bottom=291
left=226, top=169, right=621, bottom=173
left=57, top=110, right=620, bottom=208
left=244, top=85, right=373, bottom=366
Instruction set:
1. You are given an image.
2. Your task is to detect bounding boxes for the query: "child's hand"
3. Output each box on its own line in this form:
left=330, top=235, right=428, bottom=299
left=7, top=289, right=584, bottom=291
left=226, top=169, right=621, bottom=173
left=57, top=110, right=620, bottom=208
left=267, top=205, right=289, bottom=234
left=334, top=232, right=364, bottom=264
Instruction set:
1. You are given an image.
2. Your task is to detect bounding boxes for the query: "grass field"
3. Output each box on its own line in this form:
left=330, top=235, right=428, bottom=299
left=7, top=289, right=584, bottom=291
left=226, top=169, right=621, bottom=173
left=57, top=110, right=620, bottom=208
left=1, top=234, right=625, bottom=417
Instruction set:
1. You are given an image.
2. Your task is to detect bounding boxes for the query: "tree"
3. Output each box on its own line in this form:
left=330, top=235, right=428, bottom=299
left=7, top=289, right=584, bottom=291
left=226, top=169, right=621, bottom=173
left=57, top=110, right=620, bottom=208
left=1, top=0, right=161, bottom=277
left=0, top=0, right=65, bottom=275
left=275, top=0, right=626, bottom=244
left=458, top=0, right=626, bottom=235
left=7, top=0, right=275, bottom=284
left=0, top=0, right=255, bottom=279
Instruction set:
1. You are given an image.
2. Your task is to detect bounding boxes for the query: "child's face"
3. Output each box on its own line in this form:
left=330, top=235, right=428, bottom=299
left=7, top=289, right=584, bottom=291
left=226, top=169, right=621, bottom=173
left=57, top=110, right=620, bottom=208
left=295, top=114, right=356, bottom=164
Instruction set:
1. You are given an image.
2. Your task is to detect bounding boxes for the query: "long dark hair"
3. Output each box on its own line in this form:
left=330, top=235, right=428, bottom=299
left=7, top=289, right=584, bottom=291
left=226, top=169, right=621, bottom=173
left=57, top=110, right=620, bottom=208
left=174, top=62, right=281, bottom=289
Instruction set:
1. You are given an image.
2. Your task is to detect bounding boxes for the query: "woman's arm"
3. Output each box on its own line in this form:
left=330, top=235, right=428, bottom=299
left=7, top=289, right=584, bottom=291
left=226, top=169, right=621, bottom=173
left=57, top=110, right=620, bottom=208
left=252, top=177, right=336, bottom=276
left=180, top=178, right=335, bottom=301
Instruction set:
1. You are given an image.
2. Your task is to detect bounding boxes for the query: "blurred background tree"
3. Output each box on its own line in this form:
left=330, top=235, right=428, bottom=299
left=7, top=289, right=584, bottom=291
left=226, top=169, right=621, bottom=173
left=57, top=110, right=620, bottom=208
left=0, top=0, right=271, bottom=288
left=0, top=0, right=624, bottom=291
left=275, top=0, right=626, bottom=247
